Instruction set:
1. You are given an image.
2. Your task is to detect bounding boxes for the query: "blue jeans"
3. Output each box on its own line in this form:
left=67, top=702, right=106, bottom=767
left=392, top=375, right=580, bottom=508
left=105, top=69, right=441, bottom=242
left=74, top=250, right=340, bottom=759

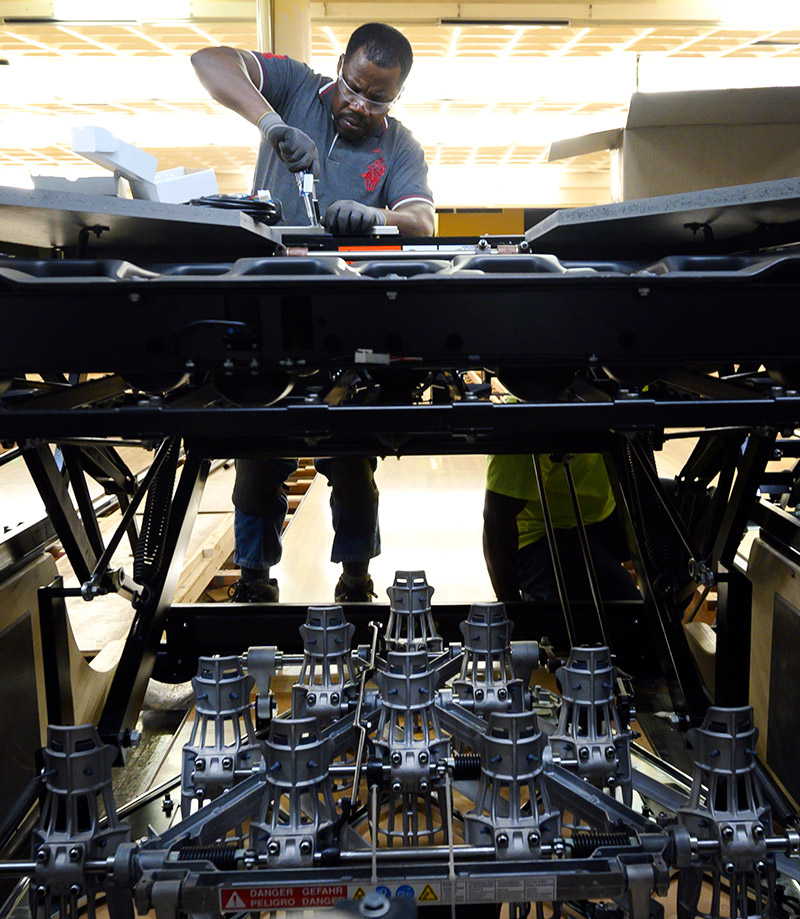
left=232, top=456, right=380, bottom=570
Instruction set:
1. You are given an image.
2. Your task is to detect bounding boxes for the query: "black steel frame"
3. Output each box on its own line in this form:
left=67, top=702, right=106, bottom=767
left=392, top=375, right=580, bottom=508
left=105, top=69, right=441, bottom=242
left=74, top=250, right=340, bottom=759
left=4, top=252, right=800, bottom=754
left=6, top=389, right=793, bottom=753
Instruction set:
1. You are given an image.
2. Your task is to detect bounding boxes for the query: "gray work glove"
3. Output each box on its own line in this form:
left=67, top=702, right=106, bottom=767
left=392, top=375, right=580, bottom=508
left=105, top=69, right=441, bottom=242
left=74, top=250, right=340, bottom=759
left=323, top=199, right=387, bottom=235
left=258, top=112, right=319, bottom=174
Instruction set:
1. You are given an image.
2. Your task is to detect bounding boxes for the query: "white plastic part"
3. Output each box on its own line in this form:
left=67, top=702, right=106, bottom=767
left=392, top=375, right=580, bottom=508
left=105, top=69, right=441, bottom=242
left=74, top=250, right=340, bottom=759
left=72, top=126, right=158, bottom=183
left=71, top=127, right=218, bottom=203
left=130, top=167, right=219, bottom=204
left=31, top=174, right=118, bottom=195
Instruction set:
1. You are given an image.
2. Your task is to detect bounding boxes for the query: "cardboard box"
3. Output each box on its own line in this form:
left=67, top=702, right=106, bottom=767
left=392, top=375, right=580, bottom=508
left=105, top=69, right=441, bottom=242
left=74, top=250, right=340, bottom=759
left=548, top=86, right=800, bottom=201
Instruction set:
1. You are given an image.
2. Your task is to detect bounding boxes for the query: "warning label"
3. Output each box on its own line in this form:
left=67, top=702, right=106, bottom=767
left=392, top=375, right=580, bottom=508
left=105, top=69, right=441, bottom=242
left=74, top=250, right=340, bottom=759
left=419, top=884, right=439, bottom=902
left=220, top=886, right=346, bottom=911
left=346, top=883, right=443, bottom=905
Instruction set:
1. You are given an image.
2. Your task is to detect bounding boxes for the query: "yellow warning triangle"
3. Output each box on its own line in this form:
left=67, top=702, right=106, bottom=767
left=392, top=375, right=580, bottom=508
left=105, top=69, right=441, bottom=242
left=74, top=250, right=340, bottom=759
left=352, top=888, right=366, bottom=900
left=419, top=884, right=439, bottom=902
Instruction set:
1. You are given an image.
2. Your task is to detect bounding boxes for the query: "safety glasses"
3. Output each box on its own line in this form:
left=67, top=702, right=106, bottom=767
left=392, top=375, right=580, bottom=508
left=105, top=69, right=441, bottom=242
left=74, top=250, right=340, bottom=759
left=337, top=65, right=403, bottom=115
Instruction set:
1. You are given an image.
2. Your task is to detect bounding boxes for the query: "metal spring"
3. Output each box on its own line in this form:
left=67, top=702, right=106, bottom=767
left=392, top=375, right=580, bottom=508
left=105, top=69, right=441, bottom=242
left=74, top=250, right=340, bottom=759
left=452, top=753, right=482, bottom=780
left=177, top=845, right=239, bottom=869
left=569, top=832, right=630, bottom=857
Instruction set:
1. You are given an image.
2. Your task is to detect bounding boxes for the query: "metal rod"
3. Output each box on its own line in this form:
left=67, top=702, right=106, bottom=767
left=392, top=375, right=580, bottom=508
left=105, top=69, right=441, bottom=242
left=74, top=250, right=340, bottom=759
left=532, top=454, right=576, bottom=646
left=370, top=783, right=378, bottom=884
left=0, top=447, right=20, bottom=468
left=87, top=437, right=174, bottom=583
left=445, top=771, right=457, bottom=919
left=350, top=621, right=380, bottom=807
left=625, top=435, right=705, bottom=563
left=561, top=455, right=610, bottom=646
left=330, top=845, right=499, bottom=862
left=0, top=860, right=110, bottom=877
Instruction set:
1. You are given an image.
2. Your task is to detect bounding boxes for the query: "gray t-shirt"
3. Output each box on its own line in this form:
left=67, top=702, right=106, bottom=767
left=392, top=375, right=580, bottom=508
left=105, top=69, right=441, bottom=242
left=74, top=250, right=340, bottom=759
left=247, top=51, right=434, bottom=227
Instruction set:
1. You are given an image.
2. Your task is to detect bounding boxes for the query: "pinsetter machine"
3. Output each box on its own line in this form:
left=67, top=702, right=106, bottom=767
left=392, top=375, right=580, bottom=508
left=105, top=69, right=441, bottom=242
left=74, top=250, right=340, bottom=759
left=1, top=180, right=800, bottom=917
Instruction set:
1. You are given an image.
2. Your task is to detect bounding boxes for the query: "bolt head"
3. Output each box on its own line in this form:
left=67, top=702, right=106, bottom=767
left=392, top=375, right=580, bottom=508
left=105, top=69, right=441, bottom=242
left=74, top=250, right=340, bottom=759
left=36, top=848, right=49, bottom=864
left=497, top=688, right=507, bottom=700
left=605, top=746, right=616, bottom=760
left=724, top=861, right=736, bottom=875
left=419, top=781, right=429, bottom=793
left=69, top=885, right=81, bottom=896
left=528, top=832, right=540, bottom=847
left=752, top=824, right=765, bottom=840
left=267, top=841, right=280, bottom=856
left=36, top=886, right=48, bottom=897
left=68, top=847, right=81, bottom=861
left=195, top=758, right=205, bottom=772
left=579, top=747, right=590, bottom=761
left=392, top=781, right=402, bottom=794
left=755, top=860, right=767, bottom=874
left=391, top=752, right=402, bottom=766
left=496, top=833, right=509, bottom=848
left=607, top=775, right=617, bottom=787
left=331, top=693, right=340, bottom=705
left=418, top=752, right=428, bottom=764
left=475, top=689, right=485, bottom=701
left=299, top=839, right=313, bottom=855
left=722, top=825, right=735, bottom=841
left=307, top=694, right=316, bottom=706
left=222, top=757, right=233, bottom=771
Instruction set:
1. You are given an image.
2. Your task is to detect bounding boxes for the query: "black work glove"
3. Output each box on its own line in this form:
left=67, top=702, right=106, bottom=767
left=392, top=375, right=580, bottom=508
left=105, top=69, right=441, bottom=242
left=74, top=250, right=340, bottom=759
left=258, top=113, right=319, bottom=174
left=323, top=199, right=387, bottom=234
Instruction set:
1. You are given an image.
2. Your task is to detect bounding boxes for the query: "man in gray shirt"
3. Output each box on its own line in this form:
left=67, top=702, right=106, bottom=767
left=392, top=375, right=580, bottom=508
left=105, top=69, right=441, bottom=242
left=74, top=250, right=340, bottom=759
left=192, top=23, right=434, bottom=602
left=192, top=22, right=434, bottom=234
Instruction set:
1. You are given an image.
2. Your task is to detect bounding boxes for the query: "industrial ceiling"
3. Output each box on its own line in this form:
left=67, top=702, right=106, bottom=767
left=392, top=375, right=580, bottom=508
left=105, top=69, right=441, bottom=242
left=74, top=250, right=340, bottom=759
left=1, top=1, right=799, bottom=207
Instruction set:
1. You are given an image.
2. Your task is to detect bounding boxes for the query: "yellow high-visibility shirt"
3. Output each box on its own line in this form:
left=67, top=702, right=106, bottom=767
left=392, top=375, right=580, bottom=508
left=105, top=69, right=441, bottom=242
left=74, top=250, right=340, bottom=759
left=486, top=453, right=616, bottom=550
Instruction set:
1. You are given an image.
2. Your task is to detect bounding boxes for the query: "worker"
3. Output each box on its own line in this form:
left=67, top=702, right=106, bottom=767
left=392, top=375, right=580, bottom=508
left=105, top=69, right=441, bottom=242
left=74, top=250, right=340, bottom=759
left=192, top=23, right=434, bottom=603
left=483, top=453, right=640, bottom=609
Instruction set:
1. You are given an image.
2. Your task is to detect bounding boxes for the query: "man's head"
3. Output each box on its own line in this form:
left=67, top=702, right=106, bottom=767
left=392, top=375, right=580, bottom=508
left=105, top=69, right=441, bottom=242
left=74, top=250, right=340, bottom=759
left=331, top=23, right=413, bottom=141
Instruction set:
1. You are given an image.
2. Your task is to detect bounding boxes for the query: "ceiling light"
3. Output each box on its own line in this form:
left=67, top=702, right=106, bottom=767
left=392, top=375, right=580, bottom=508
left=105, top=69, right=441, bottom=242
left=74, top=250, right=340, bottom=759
left=439, top=19, right=570, bottom=28
left=52, top=0, right=191, bottom=20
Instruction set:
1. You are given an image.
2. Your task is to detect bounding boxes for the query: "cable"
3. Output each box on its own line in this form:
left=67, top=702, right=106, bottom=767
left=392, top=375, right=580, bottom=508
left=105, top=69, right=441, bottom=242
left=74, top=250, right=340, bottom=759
left=188, top=194, right=282, bottom=225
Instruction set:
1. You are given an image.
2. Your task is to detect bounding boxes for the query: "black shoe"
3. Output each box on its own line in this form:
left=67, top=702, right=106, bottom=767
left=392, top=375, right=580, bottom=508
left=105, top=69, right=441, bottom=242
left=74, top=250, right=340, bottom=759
left=334, top=575, right=377, bottom=603
left=228, top=577, right=279, bottom=602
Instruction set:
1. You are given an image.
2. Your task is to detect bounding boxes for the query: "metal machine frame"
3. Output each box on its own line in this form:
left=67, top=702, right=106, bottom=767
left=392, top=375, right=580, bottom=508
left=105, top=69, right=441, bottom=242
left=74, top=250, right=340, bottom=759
left=2, top=230, right=800, bottom=916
